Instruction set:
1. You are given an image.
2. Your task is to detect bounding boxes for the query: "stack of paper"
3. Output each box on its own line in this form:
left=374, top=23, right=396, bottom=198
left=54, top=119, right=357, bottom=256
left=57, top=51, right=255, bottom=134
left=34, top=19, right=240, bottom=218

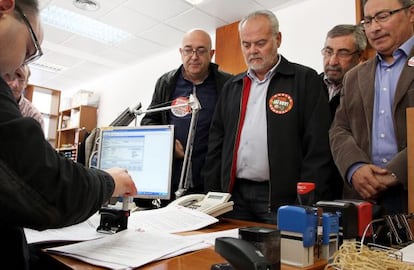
left=26, top=206, right=223, bottom=269
left=47, top=229, right=204, bottom=269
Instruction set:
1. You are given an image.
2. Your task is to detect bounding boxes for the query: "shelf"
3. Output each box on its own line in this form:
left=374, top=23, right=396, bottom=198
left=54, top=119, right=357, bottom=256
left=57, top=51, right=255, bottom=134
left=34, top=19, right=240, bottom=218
left=56, top=105, right=97, bottom=163
left=58, top=127, right=81, bottom=132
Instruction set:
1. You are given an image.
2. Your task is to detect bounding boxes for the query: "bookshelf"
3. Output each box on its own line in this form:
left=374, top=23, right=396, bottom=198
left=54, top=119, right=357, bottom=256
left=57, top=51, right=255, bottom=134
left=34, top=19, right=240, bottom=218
left=25, top=84, right=61, bottom=147
left=57, top=105, right=97, bottom=162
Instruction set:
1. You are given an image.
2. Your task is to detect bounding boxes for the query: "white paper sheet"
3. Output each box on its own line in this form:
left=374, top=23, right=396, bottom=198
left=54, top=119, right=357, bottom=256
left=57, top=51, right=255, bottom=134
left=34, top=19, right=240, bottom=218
left=127, top=205, right=218, bottom=233
left=25, top=205, right=218, bottom=244
left=47, top=229, right=202, bottom=270
left=400, top=242, right=414, bottom=264
left=25, top=213, right=102, bottom=244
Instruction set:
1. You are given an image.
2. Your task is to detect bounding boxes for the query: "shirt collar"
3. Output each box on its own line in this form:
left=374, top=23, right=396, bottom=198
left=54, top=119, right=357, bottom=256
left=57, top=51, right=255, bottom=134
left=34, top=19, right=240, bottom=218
left=376, top=35, right=414, bottom=62
left=323, top=74, right=342, bottom=88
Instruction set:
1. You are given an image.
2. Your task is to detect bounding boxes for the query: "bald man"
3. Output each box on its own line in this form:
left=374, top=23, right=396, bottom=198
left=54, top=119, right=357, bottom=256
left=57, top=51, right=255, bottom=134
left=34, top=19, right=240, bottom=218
left=141, top=29, right=232, bottom=200
left=6, top=64, right=44, bottom=129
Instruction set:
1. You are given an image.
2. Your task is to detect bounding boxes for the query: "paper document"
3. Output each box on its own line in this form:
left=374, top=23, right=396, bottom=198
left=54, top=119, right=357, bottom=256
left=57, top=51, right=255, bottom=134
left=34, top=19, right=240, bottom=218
left=47, top=229, right=203, bottom=270
left=158, top=228, right=240, bottom=259
left=25, top=213, right=102, bottom=244
left=128, top=205, right=218, bottom=233
left=25, top=205, right=217, bottom=244
left=400, top=242, right=414, bottom=264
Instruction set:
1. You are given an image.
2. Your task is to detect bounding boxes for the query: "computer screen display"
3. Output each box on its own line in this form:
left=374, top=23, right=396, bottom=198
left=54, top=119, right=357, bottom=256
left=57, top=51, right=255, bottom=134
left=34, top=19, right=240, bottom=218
left=97, top=125, right=174, bottom=200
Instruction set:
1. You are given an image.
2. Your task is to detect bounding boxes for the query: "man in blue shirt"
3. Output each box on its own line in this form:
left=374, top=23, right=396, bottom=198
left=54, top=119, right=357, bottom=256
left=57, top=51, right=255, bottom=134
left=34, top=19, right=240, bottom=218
left=330, top=0, right=414, bottom=214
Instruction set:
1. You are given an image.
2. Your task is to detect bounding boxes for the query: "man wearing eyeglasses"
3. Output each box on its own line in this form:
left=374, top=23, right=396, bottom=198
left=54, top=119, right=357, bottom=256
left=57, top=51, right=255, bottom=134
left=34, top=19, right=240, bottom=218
left=320, top=25, right=367, bottom=200
left=330, top=0, right=414, bottom=215
left=6, top=64, right=44, bottom=130
left=0, top=0, right=137, bottom=267
left=321, top=24, right=367, bottom=119
left=141, top=29, right=231, bottom=202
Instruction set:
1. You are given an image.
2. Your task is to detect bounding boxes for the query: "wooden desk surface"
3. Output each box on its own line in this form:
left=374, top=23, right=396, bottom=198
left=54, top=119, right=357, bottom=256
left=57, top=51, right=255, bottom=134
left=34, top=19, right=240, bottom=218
left=45, top=218, right=327, bottom=270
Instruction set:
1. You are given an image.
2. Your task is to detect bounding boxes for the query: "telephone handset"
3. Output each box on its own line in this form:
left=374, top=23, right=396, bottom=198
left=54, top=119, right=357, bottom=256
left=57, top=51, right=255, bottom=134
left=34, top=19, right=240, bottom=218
left=168, top=192, right=234, bottom=217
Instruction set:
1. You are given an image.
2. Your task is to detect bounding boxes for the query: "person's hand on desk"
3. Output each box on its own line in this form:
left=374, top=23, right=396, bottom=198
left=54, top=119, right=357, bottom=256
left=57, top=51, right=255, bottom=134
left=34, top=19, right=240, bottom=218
left=105, top=167, right=137, bottom=196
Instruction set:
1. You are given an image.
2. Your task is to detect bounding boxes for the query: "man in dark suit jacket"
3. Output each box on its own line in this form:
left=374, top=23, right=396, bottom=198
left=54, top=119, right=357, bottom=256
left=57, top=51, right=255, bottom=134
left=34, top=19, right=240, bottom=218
left=320, top=24, right=367, bottom=199
left=330, top=0, right=414, bottom=214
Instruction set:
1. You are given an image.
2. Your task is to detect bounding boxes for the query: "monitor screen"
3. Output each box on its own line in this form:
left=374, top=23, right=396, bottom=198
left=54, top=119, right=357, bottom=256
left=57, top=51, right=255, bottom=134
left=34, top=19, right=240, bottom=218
left=97, top=125, right=174, bottom=200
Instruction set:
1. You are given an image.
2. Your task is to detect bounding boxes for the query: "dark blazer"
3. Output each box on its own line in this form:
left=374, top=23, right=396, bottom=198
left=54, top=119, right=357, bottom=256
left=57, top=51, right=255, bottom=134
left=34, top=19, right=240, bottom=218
left=329, top=46, right=414, bottom=213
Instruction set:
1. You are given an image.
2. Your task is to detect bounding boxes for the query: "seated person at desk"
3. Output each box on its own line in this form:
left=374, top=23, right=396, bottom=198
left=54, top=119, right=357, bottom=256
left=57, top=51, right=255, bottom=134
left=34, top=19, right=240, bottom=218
left=202, top=10, right=334, bottom=224
left=0, top=0, right=137, bottom=268
left=5, top=64, right=44, bottom=129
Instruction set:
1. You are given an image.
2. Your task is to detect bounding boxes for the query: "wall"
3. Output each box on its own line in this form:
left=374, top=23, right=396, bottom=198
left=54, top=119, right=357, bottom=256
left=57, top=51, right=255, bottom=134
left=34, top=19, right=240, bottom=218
left=78, top=0, right=355, bottom=126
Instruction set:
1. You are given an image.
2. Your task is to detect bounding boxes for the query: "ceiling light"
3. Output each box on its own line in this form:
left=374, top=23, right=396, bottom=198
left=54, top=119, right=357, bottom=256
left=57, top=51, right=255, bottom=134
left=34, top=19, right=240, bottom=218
left=29, top=61, right=67, bottom=73
left=184, top=0, right=203, bottom=5
left=40, top=5, right=132, bottom=46
left=73, top=0, right=100, bottom=12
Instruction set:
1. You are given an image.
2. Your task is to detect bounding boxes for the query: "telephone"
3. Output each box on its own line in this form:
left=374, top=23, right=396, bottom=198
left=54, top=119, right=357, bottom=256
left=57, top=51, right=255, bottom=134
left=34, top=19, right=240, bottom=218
left=168, top=192, right=234, bottom=217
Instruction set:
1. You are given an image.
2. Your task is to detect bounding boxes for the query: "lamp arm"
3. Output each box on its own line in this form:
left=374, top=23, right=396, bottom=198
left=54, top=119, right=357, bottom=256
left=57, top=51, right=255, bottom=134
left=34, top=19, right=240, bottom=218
left=133, top=94, right=202, bottom=199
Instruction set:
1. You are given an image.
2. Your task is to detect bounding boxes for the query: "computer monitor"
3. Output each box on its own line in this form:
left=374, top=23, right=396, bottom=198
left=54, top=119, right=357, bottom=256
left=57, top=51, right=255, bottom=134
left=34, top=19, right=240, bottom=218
left=97, top=125, right=174, bottom=200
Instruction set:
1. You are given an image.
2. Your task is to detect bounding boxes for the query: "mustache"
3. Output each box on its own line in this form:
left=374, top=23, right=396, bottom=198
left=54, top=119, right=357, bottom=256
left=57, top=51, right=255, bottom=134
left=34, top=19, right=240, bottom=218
left=248, top=54, right=261, bottom=61
left=325, top=66, right=342, bottom=72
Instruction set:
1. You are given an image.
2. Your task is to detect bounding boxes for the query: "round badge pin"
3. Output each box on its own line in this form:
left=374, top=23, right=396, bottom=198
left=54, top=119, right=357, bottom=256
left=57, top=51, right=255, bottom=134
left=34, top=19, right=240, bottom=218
left=269, top=93, right=293, bottom=114
left=171, top=97, right=191, bottom=117
left=408, top=56, right=414, bottom=67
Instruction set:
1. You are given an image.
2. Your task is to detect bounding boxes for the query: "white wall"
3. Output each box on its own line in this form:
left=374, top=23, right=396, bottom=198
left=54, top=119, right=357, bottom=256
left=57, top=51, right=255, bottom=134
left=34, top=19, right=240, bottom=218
left=79, top=0, right=356, bottom=126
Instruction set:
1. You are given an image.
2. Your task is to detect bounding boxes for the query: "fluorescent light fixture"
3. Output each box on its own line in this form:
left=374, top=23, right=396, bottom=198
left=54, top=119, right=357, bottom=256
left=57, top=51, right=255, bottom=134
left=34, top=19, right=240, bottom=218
left=29, top=61, right=67, bottom=73
left=40, top=5, right=132, bottom=46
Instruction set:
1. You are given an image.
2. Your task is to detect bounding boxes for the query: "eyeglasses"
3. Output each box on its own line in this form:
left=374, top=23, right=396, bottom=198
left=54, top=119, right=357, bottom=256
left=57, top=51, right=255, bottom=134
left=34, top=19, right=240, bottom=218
left=15, top=5, right=43, bottom=64
left=360, top=5, right=413, bottom=28
left=321, top=48, right=359, bottom=60
left=181, top=47, right=209, bottom=57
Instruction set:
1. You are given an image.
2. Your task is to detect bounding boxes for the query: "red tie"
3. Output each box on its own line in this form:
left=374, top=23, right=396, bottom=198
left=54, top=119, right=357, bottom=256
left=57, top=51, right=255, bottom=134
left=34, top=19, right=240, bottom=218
left=229, top=76, right=252, bottom=192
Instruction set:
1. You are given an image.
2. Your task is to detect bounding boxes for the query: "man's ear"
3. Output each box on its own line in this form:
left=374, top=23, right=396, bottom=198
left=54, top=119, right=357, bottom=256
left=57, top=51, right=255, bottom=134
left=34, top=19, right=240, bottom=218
left=0, top=0, right=14, bottom=13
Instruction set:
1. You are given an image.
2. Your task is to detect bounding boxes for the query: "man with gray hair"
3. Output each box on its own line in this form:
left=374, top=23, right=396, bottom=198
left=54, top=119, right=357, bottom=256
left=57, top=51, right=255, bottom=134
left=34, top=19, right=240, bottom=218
left=321, top=24, right=367, bottom=118
left=6, top=64, right=44, bottom=130
left=320, top=24, right=367, bottom=199
left=203, top=10, right=334, bottom=224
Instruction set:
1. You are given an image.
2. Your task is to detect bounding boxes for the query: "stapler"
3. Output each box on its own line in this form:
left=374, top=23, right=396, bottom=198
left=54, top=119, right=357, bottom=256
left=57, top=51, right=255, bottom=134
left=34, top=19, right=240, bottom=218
left=213, top=237, right=272, bottom=270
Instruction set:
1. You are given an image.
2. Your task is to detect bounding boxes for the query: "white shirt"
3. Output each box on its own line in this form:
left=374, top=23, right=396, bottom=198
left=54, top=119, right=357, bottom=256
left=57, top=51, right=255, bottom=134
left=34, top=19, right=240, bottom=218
left=236, top=57, right=280, bottom=181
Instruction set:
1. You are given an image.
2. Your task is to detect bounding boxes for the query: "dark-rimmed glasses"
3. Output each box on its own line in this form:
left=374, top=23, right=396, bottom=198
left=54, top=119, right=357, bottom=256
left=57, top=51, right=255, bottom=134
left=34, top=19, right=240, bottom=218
left=360, top=5, right=413, bottom=28
left=181, top=47, right=209, bottom=57
left=321, top=48, right=359, bottom=60
left=15, top=5, right=43, bottom=64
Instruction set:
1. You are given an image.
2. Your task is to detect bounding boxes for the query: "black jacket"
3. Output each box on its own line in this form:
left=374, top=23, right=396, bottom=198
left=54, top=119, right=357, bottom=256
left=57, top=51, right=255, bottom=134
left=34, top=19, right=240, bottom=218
left=0, top=77, right=114, bottom=268
left=319, top=72, right=344, bottom=200
left=141, top=63, right=231, bottom=125
left=141, top=63, right=232, bottom=194
left=203, top=56, right=335, bottom=212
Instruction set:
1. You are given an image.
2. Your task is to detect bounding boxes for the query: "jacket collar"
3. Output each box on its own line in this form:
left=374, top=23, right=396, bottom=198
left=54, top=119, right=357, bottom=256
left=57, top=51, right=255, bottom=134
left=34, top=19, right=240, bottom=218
left=231, top=55, right=295, bottom=83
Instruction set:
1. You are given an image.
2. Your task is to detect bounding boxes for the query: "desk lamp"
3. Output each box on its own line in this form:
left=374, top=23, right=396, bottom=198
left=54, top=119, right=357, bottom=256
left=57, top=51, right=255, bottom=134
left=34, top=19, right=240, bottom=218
left=134, top=93, right=202, bottom=199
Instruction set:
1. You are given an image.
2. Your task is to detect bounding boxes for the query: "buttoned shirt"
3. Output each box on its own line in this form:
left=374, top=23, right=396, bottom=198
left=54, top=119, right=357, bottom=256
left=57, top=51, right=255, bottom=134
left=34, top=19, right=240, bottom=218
left=347, top=36, right=414, bottom=182
left=236, top=56, right=281, bottom=181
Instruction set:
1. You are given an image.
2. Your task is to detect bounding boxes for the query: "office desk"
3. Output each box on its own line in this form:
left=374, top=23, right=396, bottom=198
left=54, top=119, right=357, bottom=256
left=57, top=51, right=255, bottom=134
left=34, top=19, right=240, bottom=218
left=44, top=218, right=327, bottom=270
